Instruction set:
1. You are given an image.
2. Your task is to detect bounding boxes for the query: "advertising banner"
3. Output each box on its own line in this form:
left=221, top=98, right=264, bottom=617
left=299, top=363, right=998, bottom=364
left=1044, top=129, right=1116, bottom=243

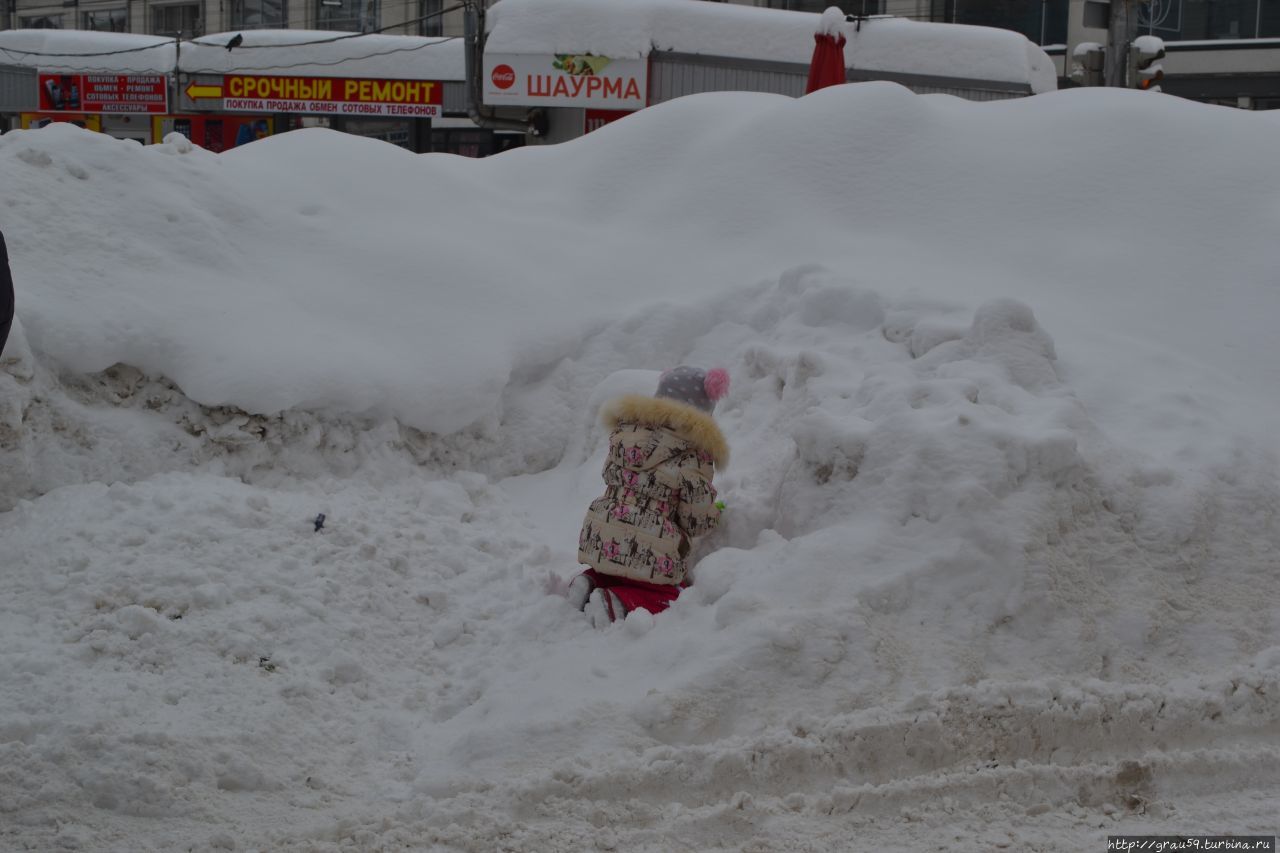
left=208, top=75, right=442, bottom=117
left=483, top=54, right=648, bottom=109
left=38, top=73, right=168, bottom=114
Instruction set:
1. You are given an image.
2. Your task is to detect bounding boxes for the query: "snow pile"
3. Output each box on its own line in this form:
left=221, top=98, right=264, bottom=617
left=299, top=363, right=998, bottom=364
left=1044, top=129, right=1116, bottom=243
left=2, top=84, right=1280, bottom=850
left=4, top=85, right=1278, bottom=479
left=817, top=6, right=846, bottom=38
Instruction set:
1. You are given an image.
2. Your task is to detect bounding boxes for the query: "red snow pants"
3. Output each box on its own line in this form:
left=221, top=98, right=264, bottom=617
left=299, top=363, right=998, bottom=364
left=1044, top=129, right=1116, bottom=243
left=580, top=569, right=685, bottom=619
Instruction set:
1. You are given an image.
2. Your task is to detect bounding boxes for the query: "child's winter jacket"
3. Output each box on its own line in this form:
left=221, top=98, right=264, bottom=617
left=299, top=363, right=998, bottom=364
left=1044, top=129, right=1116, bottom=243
left=578, top=394, right=727, bottom=586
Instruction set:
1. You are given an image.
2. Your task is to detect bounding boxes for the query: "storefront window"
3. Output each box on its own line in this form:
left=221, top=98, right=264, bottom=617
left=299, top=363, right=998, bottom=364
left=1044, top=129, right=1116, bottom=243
left=420, top=0, right=443, bottom=36
left=1139, top=0, right=1263, bottom=40
left=151, top=3, right=203, bottom=38
left=317, top=0, right=379, bottom=32
left=1262, top=3, right=1280, bottom=38
left=232, top=0, right=286, bottom=29
left=83, top=9, right=128, bottom=31
left=930, top=0, right=1068, bottom=45
left=20, top=14, right=63, bottom=28
left=429, top=128, right=492, bottom=157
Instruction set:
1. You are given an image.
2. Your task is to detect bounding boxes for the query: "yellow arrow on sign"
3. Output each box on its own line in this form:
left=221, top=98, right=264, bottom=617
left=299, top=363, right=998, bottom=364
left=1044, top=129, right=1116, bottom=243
left=185, top=81, right=223, bottom=99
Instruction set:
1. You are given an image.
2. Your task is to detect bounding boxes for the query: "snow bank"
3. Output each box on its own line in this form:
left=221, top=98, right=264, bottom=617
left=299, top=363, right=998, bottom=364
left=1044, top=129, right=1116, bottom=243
left=2, top=85, right=1277, bottom=471
left=3, top=265, right=1278, bottom=850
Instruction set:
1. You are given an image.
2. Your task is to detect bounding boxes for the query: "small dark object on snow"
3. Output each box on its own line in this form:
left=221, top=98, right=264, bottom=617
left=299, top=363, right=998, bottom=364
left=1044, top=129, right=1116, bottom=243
left=314, top=513, right=326, bottom=532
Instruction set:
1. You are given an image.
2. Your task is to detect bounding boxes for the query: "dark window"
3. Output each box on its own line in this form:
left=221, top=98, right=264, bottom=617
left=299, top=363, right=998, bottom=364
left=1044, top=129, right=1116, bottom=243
left=1263, top=2, right=1280, bottom=37
left=152, top=3, right=203, bottom=38
left=427, top=128, right=519, bottom=157
left=421, top=0, right=443, bottom=36
left=83, top=9, right=128, bottom=30
left=20, top=14, right=63, bottom=28
left=1139, top=0, right=1261, bottom=40
left=317, top=0, right=378, bottom=31
left=1082, top=0, right=1110, bottom=29
left=930, top=0, right=1069, bottom=45
left=232, top=0, right=286, bottom=29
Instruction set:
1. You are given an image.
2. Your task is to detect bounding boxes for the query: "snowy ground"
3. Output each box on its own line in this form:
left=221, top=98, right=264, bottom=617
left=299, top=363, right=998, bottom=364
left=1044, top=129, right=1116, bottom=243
left=1, top=83, right=1279, bottom=852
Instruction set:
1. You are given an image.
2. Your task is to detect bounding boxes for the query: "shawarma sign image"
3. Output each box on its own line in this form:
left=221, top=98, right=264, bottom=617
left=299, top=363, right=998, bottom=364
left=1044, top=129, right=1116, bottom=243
left=483, top=53, right=648, bottom=109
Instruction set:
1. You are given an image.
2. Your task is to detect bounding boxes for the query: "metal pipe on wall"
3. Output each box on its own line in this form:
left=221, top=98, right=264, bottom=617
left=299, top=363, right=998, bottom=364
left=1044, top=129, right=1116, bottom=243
left=463, top=0, right=535, bottom=133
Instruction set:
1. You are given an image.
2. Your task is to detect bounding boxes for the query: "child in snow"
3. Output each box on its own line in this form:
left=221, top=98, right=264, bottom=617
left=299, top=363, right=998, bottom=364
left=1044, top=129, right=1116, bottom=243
left=568, top=365, right=730, bottom=627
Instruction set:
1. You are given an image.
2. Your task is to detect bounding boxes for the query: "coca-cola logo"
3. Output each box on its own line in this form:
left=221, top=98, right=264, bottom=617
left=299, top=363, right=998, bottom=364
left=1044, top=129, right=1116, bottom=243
left=491, top=64, right=516, bottom=89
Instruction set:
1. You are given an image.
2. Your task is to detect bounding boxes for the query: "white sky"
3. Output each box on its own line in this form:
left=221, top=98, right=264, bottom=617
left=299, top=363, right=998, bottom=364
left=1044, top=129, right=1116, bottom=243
left=1, top=83, right=1278, bottom=849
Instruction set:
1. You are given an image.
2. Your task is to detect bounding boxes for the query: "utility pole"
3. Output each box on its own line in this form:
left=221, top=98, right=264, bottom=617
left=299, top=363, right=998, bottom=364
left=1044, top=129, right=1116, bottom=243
left=1105, top=0, right=1140, bottom=87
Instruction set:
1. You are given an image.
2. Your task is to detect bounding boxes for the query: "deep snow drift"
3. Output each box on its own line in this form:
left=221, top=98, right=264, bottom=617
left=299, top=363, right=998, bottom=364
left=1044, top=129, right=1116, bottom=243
left=1, top=84, right=1279, bottom=851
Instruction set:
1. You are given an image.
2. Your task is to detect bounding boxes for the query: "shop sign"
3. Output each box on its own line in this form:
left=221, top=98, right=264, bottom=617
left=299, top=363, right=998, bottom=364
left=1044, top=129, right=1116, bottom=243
left=483, top=54, right=647, bottom=109
left=37, top=73, right=168, bottom=114
left=220, top=75, right=442, bottom=117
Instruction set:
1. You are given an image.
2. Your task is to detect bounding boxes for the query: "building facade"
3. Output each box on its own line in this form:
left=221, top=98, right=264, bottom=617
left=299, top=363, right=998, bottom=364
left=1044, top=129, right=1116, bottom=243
left=0, top=0, right=460, bottom=40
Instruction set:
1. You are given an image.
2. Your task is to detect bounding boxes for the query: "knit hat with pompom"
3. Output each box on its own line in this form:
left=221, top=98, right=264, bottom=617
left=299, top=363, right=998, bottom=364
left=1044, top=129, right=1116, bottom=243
left=655, top=366, right=730, bottom=414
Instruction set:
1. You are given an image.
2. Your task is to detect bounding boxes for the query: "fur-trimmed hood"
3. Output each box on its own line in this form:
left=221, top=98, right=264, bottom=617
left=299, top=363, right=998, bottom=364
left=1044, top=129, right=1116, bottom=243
left=601, top=395, right=729, bottom=468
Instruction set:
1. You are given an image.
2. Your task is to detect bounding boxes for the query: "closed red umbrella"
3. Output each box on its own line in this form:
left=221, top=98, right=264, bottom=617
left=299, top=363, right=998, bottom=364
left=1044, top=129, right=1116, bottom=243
left=806, top=11, right=848, bottom=94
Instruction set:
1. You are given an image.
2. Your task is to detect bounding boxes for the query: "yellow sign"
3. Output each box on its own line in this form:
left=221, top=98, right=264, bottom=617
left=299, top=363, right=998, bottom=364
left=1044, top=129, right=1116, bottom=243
left=185, top=81, right=224, bottom=100
left=220, top=74, right=442, bottom=117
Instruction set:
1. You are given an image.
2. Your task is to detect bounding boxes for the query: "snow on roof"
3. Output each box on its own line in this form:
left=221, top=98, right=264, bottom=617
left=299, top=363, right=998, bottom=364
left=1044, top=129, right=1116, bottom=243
left=485, top=0, right=1057, bottom=92
left=0, top=29, right=175, bottom=74
left=1132, top=34, right=1166, bottom=55
left=0, top=28, right=465, bottom=80
left=183, top=31, right=465, bottom=80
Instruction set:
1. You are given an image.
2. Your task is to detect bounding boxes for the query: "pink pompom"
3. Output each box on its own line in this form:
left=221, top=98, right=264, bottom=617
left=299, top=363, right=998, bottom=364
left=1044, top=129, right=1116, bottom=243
left=703, top=368, right=730, bottom=401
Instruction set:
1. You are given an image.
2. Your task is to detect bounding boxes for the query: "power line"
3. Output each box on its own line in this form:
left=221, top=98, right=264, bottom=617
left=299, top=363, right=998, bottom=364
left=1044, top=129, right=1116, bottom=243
left=181, top=37, right=461, bottom=74
left=0, top=39, right=174, bottom=59
left=0, top=37, right=461, bottom=76
left=188, top=3, right=465, bottom=49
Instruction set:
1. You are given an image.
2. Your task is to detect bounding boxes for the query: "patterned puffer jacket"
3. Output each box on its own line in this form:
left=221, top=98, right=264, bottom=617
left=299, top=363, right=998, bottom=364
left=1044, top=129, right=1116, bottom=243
left=578, top=395, right=728, bottom=586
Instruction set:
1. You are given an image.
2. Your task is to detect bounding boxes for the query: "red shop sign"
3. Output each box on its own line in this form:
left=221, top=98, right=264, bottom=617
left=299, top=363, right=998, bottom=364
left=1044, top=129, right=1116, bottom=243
left=38, top=73, right=169, bottom=114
